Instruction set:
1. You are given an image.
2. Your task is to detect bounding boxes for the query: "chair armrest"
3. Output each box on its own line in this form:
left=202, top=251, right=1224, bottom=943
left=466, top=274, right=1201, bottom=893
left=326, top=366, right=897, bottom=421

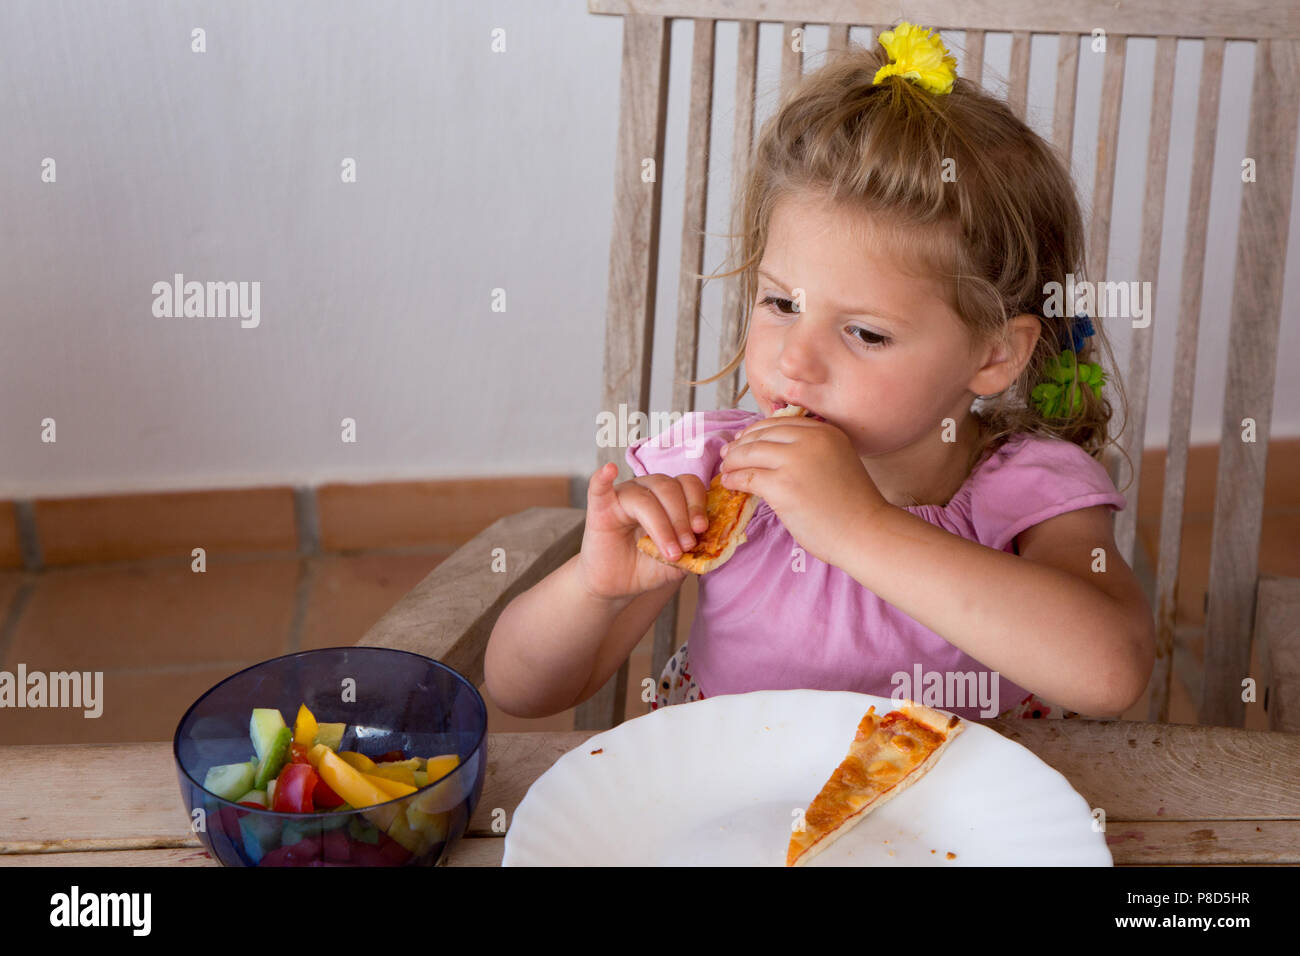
left=356, top=506, right=585, bottom=685
left=1255, top=574, right=1300, bottom=734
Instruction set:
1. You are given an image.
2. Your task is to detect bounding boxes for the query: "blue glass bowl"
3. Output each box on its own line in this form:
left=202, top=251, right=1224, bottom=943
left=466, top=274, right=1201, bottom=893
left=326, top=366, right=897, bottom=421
left=174, top=647, right=487, bottom=867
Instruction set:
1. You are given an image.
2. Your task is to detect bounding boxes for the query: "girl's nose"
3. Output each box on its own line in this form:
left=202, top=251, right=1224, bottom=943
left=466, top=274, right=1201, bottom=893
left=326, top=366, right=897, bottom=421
left=776, top=312, right=828, bottom=382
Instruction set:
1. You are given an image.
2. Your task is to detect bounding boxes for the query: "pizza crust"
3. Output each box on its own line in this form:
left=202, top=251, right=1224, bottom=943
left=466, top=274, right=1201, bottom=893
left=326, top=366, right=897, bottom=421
left=636, top=404, right=808, bottom=575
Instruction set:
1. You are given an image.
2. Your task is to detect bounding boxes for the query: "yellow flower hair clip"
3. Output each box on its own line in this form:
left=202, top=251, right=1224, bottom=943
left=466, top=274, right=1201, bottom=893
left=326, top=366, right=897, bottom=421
left=872, top=22, right=958, bottom=95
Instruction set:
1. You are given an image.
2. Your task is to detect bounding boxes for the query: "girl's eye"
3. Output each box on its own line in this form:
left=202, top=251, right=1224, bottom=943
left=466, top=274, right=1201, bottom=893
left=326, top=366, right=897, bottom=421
left=760, top=295, right=798, bottom=315
left=849, top=326, right=889, bottom=348
left=760, top=295, right=889, bottom=348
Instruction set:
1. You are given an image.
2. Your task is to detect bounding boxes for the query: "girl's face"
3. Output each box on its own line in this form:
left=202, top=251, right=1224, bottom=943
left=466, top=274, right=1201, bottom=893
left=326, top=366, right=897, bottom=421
left=744, top=194, right=992, bottom=461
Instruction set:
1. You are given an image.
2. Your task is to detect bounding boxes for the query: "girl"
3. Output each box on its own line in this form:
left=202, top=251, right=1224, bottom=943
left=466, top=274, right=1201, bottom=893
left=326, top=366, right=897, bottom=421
left=485, top=23, right=1155, bottom=723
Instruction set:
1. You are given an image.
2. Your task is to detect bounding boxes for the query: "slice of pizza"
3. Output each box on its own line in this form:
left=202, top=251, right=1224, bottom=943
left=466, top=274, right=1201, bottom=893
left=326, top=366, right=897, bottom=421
left=636, top=404, right=809, bottom=574
left=786, top=701, right=964, bottom=867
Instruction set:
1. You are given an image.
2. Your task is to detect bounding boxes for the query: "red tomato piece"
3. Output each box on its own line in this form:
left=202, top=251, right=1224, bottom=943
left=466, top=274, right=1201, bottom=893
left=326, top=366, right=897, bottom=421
left=260, top=835, right=322, bottom=867
left=218, top=804, right=242, bottom=836
left=289, top=742, right=310, bottom=764
left=271, top=762, right=319, bottom=813
left=312, top=776, right=346, bottom=809
left=376, top=832, right=412, bottom=866
left=322, top=828, right=350, bottom=863
left=346, top=841, right=388, bottom=866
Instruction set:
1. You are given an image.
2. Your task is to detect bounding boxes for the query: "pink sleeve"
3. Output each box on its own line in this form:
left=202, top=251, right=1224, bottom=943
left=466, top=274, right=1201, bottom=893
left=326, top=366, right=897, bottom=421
left=625, top=409, right=757, bottom=486
left=969, top=437, right=1128, bottom=553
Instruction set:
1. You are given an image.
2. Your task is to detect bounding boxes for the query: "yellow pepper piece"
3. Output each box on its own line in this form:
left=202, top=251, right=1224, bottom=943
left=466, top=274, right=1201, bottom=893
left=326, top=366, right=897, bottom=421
left=384, top=813, right=428, bottom=855
left=406, top=805, right=449, bottom=844
left=362, top=772, right=418, bottom=799
left=317, top=749, right=393, bottom=809
left=338, top=751, right=377, bottom=773
left=293, top=704, right=318, bottom=749
left=412, top=754, right=464, bottom=815
left=424, top=754, right=460, bottom=782
left=306, top=743, right=328, bottom=769
left=367, top=764, right=417, bottom=786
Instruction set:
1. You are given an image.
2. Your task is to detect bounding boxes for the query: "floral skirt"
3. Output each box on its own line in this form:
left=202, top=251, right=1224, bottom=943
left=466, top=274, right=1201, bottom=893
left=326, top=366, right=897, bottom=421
left=652, top=642, right=1079, bottom=719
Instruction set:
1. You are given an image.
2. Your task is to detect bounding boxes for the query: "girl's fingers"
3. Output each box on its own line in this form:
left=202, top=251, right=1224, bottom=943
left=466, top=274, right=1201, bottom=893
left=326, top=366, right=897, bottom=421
left=679, top=475, right=709, bottom=533
left=589, top=461, right=617, bottom=488
left=721, top=437, right=784, bottom=472
left=628, top=494, right=688, bottom=560
left=588, top=467, right=708, bottom=560
left=641, top=476, right=696, bottom=556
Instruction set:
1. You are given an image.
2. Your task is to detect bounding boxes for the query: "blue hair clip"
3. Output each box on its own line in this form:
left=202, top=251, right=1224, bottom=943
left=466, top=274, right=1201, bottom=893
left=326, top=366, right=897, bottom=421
left=1069, top=312, right=1095, bottom=354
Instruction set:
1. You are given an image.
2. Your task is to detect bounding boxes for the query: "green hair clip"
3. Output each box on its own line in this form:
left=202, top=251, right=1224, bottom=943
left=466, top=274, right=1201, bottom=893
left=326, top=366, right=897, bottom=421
left=1030, top=314, right=1107, bottom=419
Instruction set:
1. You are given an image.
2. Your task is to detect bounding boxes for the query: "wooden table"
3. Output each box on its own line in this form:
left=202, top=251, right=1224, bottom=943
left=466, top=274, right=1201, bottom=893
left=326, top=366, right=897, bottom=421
left=3, top=721, right=1298, bottom=865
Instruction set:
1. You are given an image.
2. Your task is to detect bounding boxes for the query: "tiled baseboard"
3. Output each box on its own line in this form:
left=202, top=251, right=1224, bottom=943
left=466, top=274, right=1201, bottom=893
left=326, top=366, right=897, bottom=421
left=0, top=477, right=572, bottom=570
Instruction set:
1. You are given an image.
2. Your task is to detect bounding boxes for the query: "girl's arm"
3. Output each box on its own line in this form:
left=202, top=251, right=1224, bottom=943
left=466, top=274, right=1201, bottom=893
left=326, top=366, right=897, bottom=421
left=484, top=554, right=682, bottom=719
left=835, top=504, right=1155, bottom=716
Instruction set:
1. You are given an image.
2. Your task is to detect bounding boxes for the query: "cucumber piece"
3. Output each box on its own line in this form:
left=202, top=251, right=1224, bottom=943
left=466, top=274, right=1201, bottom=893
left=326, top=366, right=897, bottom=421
left=253, top=725, right=293, bottom=789
left=238, top=813, right=279, bottom=865
left=235, top=789, right=268, bottom=808
left=203, top=761, right=257, bottom=800
left=281, top=819, right=317, bottom=848
left=312, top=722, right=346, bottom=752
left=412, top=771, right=428, bottom=787
left=348, top=815, right=381, bottom=844
left=250, top=708, right=288, bottom=762
left=375, top=758, right=421, bottom=771
left=319, top=812, right=350, bottom=831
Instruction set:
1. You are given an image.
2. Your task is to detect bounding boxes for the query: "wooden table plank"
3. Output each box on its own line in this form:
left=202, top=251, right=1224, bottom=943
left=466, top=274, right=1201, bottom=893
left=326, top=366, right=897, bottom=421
left=0, top=733, right=596, bottom=853
left=1105, top=821, right=1300, bottom=865
left=4, top=832, right=1296, bottom=866
left=985, top=719, right=1300, bottom=819
left=4, top=724, right=1299, bottom=865
left=0, top=837, right=506, bottom=867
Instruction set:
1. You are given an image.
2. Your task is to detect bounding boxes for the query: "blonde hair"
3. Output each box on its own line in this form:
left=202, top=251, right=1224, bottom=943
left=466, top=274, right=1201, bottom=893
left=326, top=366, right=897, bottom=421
left=687, top=41, right=1133, bottom=492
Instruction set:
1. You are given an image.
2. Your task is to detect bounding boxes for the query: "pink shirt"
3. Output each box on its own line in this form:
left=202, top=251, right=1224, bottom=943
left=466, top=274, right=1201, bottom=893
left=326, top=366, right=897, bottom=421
left=625, top=409, right=1127, bottom=720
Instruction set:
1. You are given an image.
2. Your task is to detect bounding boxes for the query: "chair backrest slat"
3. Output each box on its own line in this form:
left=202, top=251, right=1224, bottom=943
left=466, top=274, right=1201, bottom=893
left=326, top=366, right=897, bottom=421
left=781, top=22, right=804, bottom=97
left=1148, top=37, right=1225, bottom=722
left=1088, top=33, right=1126, bottom=283
left=1052, top=33, right=1079, bottom=160
left=1201, top=38, right=1300, bottom=727
left=827, top=22, right=849, bottom=53
left=598, top=13, right=671, bottom=477
left=964, top=29, right=986, bottom=90
left=1007, top=30, right=1031, bottom=120
left=672, top=18, right=715, bottom=419
left=717, top=19, right=758, bottom=411
left=650, top=17, right=718, bottom=698
left=583, top=12, right=672, bottom=731
left=1114, top=34, right=1179, bottom=719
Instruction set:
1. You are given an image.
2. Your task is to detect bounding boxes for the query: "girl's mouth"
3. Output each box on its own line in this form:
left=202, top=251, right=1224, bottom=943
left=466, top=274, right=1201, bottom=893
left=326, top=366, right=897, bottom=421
left=771, top=399, right=827, bottom=423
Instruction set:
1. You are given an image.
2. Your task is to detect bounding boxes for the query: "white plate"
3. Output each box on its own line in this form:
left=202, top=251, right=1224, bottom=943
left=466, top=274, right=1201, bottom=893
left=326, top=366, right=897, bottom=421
left=503, top=690, right=1111, bottom=866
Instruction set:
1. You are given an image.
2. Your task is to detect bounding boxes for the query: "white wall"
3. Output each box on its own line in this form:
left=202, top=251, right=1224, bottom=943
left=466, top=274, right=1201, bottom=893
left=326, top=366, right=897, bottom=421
left=1, top=2, right=1296, bottom=498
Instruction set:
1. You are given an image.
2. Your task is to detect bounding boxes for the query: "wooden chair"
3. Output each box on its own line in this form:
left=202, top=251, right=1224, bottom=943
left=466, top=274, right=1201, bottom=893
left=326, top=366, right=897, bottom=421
left=360, top=1, right=1300, bottom=733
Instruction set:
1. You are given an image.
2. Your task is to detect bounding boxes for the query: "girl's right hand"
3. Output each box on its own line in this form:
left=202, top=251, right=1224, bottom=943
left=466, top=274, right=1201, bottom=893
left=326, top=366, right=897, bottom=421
left=576, top=462, right=709, bottom=601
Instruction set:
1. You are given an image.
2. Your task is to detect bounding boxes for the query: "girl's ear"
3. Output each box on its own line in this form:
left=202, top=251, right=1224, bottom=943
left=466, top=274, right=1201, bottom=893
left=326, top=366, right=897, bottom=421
left=967, top=314, right=1042, bottom=396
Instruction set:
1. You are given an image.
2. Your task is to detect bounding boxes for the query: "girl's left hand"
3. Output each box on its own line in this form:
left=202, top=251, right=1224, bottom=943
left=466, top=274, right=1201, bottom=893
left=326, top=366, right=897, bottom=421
left=718, top=416, right=889, bottom=567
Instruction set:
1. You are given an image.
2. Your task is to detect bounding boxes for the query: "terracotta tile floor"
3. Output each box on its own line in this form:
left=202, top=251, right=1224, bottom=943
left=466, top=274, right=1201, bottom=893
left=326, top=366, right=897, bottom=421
left=0, top=546, right=674, bottom=746
left=1, top=503, right=1292, bottom=745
